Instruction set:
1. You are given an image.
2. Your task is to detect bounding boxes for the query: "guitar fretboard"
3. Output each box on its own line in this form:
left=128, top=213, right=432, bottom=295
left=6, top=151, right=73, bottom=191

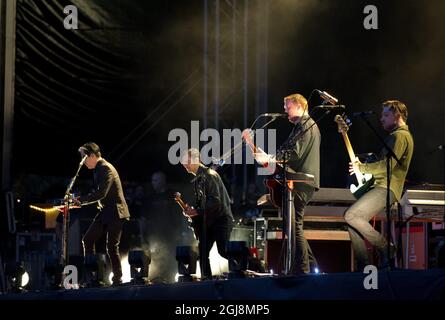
left=340, top=131, right=364, bottom=182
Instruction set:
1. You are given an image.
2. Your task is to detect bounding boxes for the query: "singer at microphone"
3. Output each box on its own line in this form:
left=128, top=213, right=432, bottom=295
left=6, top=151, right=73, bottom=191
left=76, top=142, right=131, bottom=286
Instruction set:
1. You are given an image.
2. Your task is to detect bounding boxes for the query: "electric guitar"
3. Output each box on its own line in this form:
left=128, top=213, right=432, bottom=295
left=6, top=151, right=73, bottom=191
left=241, top=129, right=315, bottom=208
left=173, top=192, right=202, bottom=240
left=334, top=114, right=374, bottom=198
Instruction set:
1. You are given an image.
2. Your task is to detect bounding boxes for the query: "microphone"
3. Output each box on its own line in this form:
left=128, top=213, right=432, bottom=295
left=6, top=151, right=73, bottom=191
left=316, top=90, right=338, bottom=105
left=262, top=113, right=287, bottom=118
left=428, top=144, right=444, bottom=154
left=352, top=111, right=375, bottom=117
left=211, top=157, right=225, bottom=168
left=80, top=154, right=88, bottom=165
left=315, top=104, right=345, bottom=109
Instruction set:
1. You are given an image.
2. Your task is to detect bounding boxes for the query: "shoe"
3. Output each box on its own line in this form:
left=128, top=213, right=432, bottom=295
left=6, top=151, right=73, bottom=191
left=111, top=279, right=122, bottom=287
left=378, top=243, right=397, bottom=269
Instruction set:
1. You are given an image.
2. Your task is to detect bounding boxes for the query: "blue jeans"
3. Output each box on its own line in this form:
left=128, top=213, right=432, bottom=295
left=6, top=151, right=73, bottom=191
left=344, top=187, right=395, bottom=269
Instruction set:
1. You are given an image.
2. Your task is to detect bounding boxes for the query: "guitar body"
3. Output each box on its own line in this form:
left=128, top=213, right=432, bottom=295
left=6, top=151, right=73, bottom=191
left=264, top=178, right=283, bottom=208
left=173, top=192, right=202, bottom=240
left=350, top=173, right=374, bottom=199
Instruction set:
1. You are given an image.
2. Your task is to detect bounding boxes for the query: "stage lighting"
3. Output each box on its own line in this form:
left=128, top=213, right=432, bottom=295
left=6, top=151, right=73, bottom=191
left=5, top=261, right=28, bottom=293
left=226, top=241, right=249, bottom=279
left=84, top=253, right=106, bottom=287
left=176, top=246, right=198, bottom=282
left=128, top=250, right=151, bottom=284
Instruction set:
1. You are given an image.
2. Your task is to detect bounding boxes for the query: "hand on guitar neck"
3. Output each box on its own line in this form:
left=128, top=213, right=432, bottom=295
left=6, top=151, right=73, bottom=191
left=242, top=129, right=274, bottom=167
left=349, top=159, right=363, bottom=176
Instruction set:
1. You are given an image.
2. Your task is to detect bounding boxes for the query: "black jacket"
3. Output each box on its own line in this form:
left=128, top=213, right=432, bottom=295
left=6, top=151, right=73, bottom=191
left=79, top=158, right=130, bottom=222
left=193, top=164, right=234, bottom=226
left=276, top=115, right=321, bottom=190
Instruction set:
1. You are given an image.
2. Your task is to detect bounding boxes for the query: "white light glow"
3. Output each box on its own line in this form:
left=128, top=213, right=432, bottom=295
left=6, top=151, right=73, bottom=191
left=21, top=272, right=29, bottom=287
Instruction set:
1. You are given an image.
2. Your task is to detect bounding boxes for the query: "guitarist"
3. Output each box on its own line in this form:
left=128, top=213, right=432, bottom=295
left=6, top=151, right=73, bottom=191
left=180, top=148, right=234, bottom=280
left=344, top=100, right=414, bottom=270
left=244, top=93, right=321, bottom=275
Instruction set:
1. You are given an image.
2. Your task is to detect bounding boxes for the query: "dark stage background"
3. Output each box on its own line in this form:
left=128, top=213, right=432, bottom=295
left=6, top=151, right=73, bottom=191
left=12, top=0, right=445, bottom=195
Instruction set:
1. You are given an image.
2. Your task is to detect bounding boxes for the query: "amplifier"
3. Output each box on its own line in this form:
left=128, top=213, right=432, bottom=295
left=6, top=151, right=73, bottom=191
left=253, top=217, right=353, bottom=273
left=400, top=189, right=445, bottom=221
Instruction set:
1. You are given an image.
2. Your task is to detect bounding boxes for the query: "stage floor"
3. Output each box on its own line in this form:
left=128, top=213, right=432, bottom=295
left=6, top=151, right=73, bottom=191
left=2, top=269, right=445, bottom=300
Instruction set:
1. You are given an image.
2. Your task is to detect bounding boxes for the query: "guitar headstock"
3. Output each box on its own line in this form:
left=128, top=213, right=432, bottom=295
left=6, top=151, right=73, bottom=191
left=173, top=192, right=182, bottom=202
left=334, top=114, right=351, bottom=133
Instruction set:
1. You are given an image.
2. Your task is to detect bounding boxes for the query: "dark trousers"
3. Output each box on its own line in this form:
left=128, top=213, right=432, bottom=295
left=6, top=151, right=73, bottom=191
left=293, top=188, right=317, bottom=274
left=199, top=216, right=233, bottom=278
left=344, top=187, right=395, bottom=269
left=82, top=218, right=124, bottom=283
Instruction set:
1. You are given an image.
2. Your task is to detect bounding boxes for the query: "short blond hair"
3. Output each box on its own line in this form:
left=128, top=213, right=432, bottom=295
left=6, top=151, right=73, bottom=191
left=284, top=93, right=308, bottom=111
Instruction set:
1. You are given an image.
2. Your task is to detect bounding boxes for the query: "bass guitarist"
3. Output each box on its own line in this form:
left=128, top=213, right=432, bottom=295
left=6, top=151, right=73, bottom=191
left=344, top=100, right=414, bottom=270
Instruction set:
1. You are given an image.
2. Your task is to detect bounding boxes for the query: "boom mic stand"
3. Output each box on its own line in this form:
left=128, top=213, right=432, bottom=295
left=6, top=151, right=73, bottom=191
left=60, top=155, right=86, bottom=281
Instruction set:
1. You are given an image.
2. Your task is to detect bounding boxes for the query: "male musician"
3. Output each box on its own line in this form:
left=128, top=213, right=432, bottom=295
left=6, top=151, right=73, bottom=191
left=180, top=148, right=234, bottom=279
left=345, top=100, right=414, bottom=269
left=244, top=93, right=321, bottom=275
left=76, top=142, right=130, bottom=285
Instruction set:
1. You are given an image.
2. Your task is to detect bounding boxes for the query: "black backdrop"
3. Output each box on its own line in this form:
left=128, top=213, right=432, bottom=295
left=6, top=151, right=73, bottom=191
left=13, top=0, right=445, bottom=189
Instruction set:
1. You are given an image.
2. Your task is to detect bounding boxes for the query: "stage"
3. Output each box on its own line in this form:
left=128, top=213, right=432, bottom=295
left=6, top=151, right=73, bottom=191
left=2, top=269, right=445, bottom=300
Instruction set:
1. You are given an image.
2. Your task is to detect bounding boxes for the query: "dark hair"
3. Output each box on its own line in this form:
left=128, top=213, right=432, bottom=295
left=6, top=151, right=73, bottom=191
left=79, top=142, right=101, bottom=157
left=382, top=100, right=408, bottom=122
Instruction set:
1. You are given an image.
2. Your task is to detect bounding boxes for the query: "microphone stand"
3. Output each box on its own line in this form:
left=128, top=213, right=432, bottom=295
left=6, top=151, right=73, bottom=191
left=356, top=114, right=401, bottom=269
left=212, top=115, right=284, bottom=170
left=60, top=156, right=86, bottom=274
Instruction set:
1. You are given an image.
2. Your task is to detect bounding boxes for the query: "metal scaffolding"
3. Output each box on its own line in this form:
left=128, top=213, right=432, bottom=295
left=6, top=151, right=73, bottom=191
left=203, top=0, right=269, bottom=193
left=1, top=0, right=16, bottom=193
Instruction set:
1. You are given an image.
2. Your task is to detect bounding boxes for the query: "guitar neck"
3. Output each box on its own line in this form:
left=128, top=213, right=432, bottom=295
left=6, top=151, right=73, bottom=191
left=175, top=198, right=187, bottom=211
left=246, top=139, right=258, bottom=153
left=341, top=131, right=364, bottom=181
left=341, top=131, right=356, bottom=162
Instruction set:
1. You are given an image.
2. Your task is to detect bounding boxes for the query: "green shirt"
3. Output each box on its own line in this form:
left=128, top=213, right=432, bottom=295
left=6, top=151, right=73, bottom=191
left=358, top=125, right=414, bottom=201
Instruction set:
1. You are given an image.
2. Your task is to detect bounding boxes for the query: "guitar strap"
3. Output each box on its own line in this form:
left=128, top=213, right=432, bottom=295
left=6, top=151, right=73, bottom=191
left=278, top=118, right=314, bottom=167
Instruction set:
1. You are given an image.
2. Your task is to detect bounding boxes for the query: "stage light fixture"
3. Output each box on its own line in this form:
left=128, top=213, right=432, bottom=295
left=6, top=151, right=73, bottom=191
left=128, top=249, right=151, bottom=284
left=4, top=261, right=28, bottom=293
left=176, top=246, right=198, bottom=282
